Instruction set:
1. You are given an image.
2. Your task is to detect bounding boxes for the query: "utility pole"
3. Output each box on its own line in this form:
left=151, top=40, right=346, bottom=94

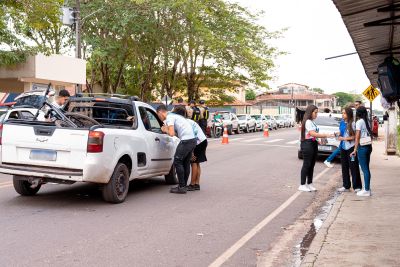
left=75, top=0, right=82, bottom=93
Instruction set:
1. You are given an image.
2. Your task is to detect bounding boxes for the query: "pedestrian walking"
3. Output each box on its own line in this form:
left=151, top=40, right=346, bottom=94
left=172, top=106, right=208, bottom=191
left=198, top=100, right=209, bottom=135
left=299, top=105, right=334, bottom=192
left=323, top=118, right=346, bottom=168
left=156, top=104, right=197, bottom=194
left=351, top=106, right=373, bottom=197
left=337, top=107, right=362, bottom=192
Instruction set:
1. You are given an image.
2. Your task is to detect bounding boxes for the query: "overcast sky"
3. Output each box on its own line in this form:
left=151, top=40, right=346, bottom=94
left=234, top=0, right=377, bottom=100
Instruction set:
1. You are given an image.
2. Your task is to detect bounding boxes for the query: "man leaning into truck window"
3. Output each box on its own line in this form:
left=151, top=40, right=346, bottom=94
left=156, top=104, right=197, bottom=194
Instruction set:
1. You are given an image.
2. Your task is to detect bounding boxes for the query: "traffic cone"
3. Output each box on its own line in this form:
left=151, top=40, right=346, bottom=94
left=263, top=123, right=269, bottom=137
left=221, top=126, right=229, bottom=144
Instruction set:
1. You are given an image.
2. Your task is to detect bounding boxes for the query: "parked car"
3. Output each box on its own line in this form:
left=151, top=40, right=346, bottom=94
left=237, top=114, right=257, bottom=133
left=274, top=115, right=288, bottom=128
left=217, top=111, right=240, bottom=134
left=298, top=114, right=341, bottom=159
left=282, top=114, right=296, bottom=127
left=1, top=107, right=46, bottom=121
left=251, top=115, right=267, bottom=131
left=265, top=115, right=278, bottom=130
left=0, top=94, right=179, bottom=203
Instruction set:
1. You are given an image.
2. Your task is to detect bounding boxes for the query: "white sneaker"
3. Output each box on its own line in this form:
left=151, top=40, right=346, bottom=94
left=356, top=190, right=371, bottom=197
left=307, top=183, right=317, bottom=191
left=338, top=187, right=350, bottom=192
left=298, top=185, right=311, bottom=192
left=324, top=160, right=334, bottom=168
left=354, top=188, right=362, bottom=193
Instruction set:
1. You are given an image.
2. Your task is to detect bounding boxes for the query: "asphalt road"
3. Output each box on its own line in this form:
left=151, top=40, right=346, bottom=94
left=0, top=127, right=338, bottom=267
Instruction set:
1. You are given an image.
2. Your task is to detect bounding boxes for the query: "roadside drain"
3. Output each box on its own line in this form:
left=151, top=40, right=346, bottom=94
left=292, top=191, right=341, bottom=266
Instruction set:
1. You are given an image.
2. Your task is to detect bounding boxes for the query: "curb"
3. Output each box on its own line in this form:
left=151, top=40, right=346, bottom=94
left=300, top=192, right=345, bottom=267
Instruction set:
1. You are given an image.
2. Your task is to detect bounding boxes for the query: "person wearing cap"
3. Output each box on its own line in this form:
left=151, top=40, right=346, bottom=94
left=190, top=100, right=201, bottom=122
left=198, top=100, right=209, bottom=134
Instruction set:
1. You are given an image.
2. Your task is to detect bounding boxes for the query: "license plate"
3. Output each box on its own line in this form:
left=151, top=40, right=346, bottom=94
left=30, top=150, right=57, bottom=161
left=318, top=146, right=332, bottom=152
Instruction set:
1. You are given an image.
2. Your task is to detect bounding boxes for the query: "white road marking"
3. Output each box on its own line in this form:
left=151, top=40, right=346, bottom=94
left=264, top=139, right=284, bottom=143
left=286, top=140, right=299, bottom=145
left=229, top=138, right=244, bottom=142
left=208, top=167, right=332, bottom=267
left=0, top=181, right=12, bottom=186
left=242, top=138, right=264, bottom=143
left=0, top=182, right=12, bottom=189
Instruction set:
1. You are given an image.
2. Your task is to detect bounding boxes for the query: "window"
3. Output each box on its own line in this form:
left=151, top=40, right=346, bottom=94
left=8, top=111, right=20, bottom=119
left=21, top=111, right=34, bottom=119
left=139, top=107, right=163, bottom=133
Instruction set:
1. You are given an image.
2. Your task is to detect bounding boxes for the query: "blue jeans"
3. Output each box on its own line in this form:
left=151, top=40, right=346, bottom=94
left=358, top=145, right=372, bottom=191
left=326, top=147, right=341, bottom=162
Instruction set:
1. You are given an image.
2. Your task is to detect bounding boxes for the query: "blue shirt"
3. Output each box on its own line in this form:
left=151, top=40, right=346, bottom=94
left=339, top=119, right=346, bottom=148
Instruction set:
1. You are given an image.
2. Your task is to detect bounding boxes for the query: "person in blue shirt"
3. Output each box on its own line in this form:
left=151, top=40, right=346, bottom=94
left=323, top=117, right=346, bottom=168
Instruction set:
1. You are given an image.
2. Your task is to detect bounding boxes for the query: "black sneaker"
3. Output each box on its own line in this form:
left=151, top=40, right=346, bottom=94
left=170, top=186, right=187, bottom=194
left=187, top=185, right=196, bottom=191
left=194, top=184, right=200, bottom=191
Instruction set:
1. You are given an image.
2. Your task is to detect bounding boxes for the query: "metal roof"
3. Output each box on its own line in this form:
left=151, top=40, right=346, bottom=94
left=333, top=0, right=400, bottom=88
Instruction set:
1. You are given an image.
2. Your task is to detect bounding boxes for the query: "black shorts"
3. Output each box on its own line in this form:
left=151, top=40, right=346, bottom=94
left=192, top=140, right=208, bottom=163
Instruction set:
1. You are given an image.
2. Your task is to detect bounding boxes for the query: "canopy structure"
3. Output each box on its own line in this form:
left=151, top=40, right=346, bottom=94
left=333, top=0, right=400, bottom=88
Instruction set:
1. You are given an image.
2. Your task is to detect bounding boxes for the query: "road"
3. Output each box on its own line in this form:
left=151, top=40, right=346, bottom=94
left=0, top=127, right=339, bottom=267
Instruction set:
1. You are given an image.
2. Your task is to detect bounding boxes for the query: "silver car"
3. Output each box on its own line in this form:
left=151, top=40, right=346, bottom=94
left=237, top=114, right=257, bottom=133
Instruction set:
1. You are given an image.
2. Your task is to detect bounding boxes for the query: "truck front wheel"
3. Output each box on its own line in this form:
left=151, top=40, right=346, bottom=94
left=13, top=176, right=41, bottom=196
left=102, top=163, right=130, bottom=204
left=165, top=165, right=178, bottom=185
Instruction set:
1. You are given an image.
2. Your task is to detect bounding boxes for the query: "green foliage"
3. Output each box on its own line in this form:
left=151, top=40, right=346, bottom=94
left=333, top=92, right=355, bottom=107
left=245, top=89, right=256, bottom=100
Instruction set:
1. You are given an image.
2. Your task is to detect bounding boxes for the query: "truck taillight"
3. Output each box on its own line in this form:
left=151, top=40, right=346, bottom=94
left=0, top=124, right=3, bottom=145
left=87, top=131, right=104, bottom=153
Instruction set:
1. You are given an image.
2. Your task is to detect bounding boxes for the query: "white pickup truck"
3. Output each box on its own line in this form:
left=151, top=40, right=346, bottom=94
left=0, top=95, right=178, bottom=203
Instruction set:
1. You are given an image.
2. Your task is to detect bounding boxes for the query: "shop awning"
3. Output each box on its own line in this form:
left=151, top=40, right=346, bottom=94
left=333, top=0, right=400, bottom=88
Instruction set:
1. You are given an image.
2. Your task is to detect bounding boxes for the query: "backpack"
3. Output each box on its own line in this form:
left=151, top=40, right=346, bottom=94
left=377, top=56, right=400, bottom=102
left=191, top=106, right=201, bottom=121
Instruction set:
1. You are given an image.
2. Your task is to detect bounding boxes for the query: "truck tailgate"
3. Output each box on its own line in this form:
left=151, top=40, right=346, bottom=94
left=1, top=124, right=89, bottom=170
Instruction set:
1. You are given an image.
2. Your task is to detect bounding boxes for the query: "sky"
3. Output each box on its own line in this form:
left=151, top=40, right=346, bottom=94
left=233, top=0, right=382, bottom=108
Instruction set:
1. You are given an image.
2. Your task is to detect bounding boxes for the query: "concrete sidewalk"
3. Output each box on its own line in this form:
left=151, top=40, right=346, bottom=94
left=301, top=140, right=400, bottom=267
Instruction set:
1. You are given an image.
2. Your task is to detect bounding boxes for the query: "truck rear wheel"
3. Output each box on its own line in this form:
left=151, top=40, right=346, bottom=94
left=165, top=165, right=178, bottom=185
left=102, top=163, right=130, bottom=204
left=13, top=176, right=41, bottom=196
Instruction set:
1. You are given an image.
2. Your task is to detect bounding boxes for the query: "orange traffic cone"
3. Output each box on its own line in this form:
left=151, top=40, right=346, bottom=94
left=221, top=126, right=229, bottom=144
left=263, top=123, right=269, bottom=137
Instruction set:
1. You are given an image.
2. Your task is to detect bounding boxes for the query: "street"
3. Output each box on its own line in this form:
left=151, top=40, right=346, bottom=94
left=0, top=128, right=339, bottom=267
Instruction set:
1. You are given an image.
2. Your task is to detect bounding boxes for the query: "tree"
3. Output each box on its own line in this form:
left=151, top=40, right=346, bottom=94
left=245, top=89, right=256, bottom=101
left=333, top=92, right=355, bottom=107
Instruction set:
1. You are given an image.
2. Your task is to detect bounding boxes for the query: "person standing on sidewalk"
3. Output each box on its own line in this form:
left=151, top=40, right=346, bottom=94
left=299, top=105, right=334, bottom=192
left=351, top=106, right=373, bottom=197
left=337, top=107, right=362, bottom=192
left=323, top=118, right=346, bottom=168
left=157, top=104, right=197, bottom=194
left=172, top=106, right=208, bottom=191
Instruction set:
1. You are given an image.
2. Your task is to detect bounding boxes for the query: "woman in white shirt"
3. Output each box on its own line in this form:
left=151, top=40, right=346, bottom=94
left=351, top=106, right=373, bottom=197
left=299, top=105, right=334, bottom=192
left=337, top=107, right=362, bottom=192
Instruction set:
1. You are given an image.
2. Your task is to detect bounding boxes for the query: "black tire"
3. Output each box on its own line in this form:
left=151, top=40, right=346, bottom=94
left=298, top=150, right=303, bottom=160
left=245, top=125, right=249, bottom=133
left=165, top=165, right=178, bottom=185
left=102, top=163, right=130, bottom=204
left=235, top=127, right=241, bottom=134
left=227, top=125, right=233, bottom=135
left=13, top=176, right=41, bottom=196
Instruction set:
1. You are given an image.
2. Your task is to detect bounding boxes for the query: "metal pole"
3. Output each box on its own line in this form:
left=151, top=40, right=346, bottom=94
left=370, top=101, right=373, bottom=126
left=75, top=0, right=82, bottom=93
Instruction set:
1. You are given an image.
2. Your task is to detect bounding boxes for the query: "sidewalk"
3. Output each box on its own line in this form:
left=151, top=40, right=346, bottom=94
left=301, top=140, right=400, bottom=267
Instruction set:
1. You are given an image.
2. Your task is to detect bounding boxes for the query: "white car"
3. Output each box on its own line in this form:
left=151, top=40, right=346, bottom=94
left=0, top=96, right=178, bottom=203
left=1, top=107, right=46, bottom=121
left=237, top=114, right=257, bottom=133
left=298, top=113, right=341, bottom=159
left=274, top=115, right=287, bottom=128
